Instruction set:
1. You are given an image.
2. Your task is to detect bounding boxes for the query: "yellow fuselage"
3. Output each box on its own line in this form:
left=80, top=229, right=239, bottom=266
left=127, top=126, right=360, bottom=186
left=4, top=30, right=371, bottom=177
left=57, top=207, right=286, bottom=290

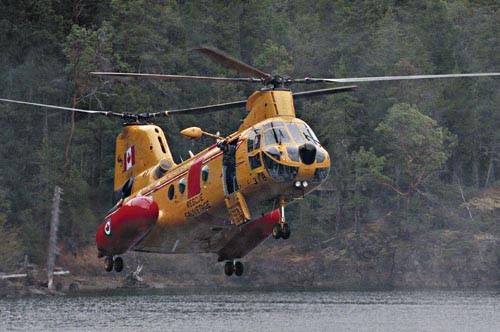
left=112, top=90, right=331, bottom=259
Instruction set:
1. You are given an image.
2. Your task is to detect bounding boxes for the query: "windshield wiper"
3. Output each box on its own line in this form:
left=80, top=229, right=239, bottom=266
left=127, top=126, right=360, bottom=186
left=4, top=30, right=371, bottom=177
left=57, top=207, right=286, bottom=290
left=271, top=122, right=280, bottom=144
left=303, top=129, right=319, bottom=144
left=278, top=129, right=286, bottom=140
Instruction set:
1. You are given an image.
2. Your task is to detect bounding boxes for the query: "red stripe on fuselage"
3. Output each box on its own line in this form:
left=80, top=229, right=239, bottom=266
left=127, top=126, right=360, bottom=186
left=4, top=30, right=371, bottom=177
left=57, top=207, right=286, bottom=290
left=188, top=155, right=204, bottom=198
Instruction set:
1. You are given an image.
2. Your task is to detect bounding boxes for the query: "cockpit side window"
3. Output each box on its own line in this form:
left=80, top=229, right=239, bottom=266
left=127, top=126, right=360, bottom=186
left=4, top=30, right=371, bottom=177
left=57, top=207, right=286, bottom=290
left=254, top=134, right=261, bottom=149
left=247, top=136, right=254, bottom=152
left=247, top=129, right=261, bottom=152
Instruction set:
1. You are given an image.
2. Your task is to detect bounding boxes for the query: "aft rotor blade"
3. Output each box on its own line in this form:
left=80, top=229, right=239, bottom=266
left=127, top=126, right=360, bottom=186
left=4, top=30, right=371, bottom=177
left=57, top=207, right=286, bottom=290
left=292, top=86, right=358, bottom=99
left=148, top=100, right=248, bottom=117
left=0, top=98, right=124, bottom=118
left=299, top=72, right=500, bottom=84
left=193, top=47, right=271, bottom=80
left=91, top=72, right=262, bottom=83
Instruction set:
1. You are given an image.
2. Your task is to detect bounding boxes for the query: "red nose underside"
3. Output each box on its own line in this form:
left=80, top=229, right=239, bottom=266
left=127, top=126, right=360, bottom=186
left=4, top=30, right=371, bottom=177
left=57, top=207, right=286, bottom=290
left=96, top=196, right=159, bottom=257
left=254, top=209, right=281, bottom=235
left=216, top=209, right=281, bottom=261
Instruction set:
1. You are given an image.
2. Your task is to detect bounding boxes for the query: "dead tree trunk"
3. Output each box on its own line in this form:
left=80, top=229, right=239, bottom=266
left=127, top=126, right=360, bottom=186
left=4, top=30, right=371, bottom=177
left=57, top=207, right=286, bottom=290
left=47, top=186, right=63, bottom=290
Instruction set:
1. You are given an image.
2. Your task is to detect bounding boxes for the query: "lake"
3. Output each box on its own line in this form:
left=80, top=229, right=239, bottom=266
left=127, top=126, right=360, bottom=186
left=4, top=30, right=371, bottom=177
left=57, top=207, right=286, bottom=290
left=1, top=288, right=499, bottom=331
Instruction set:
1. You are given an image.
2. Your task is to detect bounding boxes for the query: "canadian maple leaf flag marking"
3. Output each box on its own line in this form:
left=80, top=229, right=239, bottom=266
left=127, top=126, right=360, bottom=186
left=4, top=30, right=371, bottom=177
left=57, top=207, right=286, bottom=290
left=123, top=146, right=135, bottom=172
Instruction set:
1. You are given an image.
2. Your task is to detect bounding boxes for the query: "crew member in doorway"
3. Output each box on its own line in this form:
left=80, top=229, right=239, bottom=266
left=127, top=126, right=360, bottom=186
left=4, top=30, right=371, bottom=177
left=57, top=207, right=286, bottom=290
left=219, top=141, right=237, bottom=195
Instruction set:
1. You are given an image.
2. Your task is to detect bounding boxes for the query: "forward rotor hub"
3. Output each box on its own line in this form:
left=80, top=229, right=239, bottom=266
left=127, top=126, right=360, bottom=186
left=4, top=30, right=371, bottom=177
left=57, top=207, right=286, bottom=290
left=263, top=75, right=294, bottom=90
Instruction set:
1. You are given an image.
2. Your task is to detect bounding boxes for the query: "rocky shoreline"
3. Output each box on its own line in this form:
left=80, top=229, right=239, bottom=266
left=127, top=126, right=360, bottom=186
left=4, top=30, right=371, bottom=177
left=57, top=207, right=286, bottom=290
left=2, top=219, right=499, bottom=298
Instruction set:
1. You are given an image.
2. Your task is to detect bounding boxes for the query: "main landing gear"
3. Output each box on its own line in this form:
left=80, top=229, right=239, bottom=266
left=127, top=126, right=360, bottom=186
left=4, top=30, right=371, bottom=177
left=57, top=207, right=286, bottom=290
left=103, top=256, right=124, bottom=272
left=272, top=197, right=291, bottom=240
left=224, top=260, right=244, bottom=277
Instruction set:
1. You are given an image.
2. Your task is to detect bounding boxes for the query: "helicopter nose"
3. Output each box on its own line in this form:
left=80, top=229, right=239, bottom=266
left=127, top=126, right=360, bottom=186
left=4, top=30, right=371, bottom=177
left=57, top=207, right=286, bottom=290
left=299, top=142, right=316, bottom=165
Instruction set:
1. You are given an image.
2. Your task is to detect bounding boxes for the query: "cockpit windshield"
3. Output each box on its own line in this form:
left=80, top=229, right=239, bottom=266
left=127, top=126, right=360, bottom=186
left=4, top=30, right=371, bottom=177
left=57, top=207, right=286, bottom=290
left=290, top=122, right=320, bottom=145
left=248, top=120, right=320, bottom=149
left=263, top=123, right=292, bottom=146
left=286, top=123, right=306, bottom=145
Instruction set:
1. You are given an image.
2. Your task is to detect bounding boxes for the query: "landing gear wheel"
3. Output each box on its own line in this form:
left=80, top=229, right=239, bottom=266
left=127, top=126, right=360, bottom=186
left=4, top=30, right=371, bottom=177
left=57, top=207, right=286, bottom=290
left=224, top=261, right=234, bottom=276
left=234, top=261, right=244, bottom=276
left=272, top=223, right=282, bottom=239
left=114, top=256, right=124, bottom=272
left=104, top=256, right=113, bottom=272
left=281, top=223, right=291, bottom=240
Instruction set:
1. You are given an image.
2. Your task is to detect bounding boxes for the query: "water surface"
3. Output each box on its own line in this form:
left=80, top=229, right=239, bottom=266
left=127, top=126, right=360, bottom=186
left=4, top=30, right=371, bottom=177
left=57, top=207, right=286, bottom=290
left=1, top=288, right=499, bottom=331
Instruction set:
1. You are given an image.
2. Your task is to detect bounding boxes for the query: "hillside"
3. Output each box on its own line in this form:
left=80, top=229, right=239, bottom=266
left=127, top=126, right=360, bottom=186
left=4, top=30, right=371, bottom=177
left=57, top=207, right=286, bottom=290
left=46, top=188, right=499, bottom=291
left=0, top=1, right=499, bottom=292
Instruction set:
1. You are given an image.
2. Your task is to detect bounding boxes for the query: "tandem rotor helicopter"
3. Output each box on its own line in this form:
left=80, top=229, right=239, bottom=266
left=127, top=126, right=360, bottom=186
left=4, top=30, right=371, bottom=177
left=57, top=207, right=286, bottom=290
left=1, top=47, right=499, bottom=277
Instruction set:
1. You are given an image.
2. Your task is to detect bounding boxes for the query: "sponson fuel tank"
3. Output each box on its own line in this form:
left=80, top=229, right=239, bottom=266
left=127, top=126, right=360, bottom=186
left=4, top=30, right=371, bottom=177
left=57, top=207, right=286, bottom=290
left=96, top=196, right=159, bottom=257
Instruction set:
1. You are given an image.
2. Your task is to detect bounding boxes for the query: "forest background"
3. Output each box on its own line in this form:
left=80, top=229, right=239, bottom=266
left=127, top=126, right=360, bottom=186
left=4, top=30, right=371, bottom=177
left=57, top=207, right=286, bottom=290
left=0, top=0, right=498, bottom=287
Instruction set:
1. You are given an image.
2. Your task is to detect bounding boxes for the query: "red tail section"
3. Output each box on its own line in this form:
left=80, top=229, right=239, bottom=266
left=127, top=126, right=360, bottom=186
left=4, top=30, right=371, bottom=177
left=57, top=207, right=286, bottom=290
left=96, top=196, right=159, bottom=257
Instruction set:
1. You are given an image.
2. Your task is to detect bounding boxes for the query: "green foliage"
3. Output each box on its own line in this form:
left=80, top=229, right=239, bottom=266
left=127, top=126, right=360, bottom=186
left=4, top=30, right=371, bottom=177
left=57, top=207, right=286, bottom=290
left=353, top=146, right=387, bottom=185
left=108, top=0, right=185, bottom=73
left=0, top=185, right=22, bottom=268
left=64, top=24, right=113, bottom=98
left=252, top=40, right=294, bottom=76
left=0, top=0, right=498, bottom=261
left=368, top=103, right=457, bottom=196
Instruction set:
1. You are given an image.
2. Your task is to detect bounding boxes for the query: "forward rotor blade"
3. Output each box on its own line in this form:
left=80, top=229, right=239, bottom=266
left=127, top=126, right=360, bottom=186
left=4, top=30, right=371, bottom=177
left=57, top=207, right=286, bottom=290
left=299, top=72, right=500, bottom=84
left=91, top=72, right=262, bottom=83
left=292, top=86, right=358, bottom=99
left=148, top=86, right=358, bottom=117
left=0, top=98, right=124, bottom=118
left=193, top=47, right=271, bottom=80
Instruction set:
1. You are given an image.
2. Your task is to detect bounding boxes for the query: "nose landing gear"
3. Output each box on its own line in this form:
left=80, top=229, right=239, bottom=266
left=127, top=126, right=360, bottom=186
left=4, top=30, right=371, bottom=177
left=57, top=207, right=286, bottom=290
left=224, top=260, right=244, bottom=276
left=272, top=222, right=290, bottom=239
left=272, top=197, right=291, bottom=240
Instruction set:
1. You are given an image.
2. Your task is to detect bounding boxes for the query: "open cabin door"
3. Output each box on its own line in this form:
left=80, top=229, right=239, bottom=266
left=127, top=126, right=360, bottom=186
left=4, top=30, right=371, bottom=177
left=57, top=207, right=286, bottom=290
left=225, top=191, right=251, bottom=225
left=221, top=140, right=251, bottom=225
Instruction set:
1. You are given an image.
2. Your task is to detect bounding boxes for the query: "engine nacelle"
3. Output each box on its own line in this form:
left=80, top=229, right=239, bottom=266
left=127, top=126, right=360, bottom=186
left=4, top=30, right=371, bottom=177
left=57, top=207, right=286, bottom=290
left=96, top=196, right=159, bottom=257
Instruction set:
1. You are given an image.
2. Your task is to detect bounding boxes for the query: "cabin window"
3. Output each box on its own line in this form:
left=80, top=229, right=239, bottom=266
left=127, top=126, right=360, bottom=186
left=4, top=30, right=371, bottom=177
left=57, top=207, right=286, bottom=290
left=179, top=178, right=186, bottom=194
left=157, top=136, right=167, bottom=153
left=168, top=184, right=174, bottom=200
left=201, top=165, right=209, bottom=182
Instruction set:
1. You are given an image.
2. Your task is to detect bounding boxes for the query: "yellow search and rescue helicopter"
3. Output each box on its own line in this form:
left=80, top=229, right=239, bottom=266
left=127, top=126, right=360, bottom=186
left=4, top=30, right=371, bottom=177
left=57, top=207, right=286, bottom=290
left=1, top=47, right=499, bottom=276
